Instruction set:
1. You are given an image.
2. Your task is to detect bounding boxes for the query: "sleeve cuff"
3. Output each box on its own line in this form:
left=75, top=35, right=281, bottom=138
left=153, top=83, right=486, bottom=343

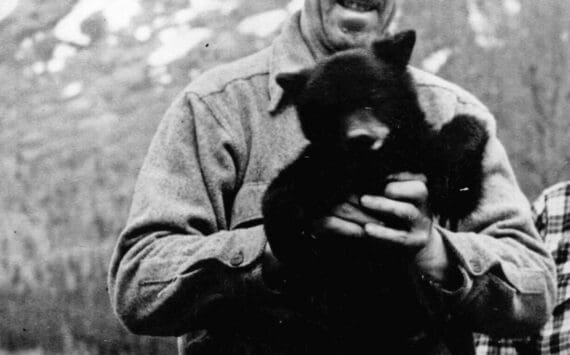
left=419, top=265, right=472, bottom=298
left=412, top=227, right=477, bottom=321
left=216, top=225, right=267, bottom=269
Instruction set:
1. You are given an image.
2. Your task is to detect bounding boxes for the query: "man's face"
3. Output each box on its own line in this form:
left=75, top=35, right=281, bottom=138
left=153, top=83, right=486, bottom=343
left=317, top=0, right=396, bottom=50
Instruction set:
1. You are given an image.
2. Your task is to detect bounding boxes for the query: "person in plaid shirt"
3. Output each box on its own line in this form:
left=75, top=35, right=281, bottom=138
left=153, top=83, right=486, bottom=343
left=475, top=181, right=570, bottom=354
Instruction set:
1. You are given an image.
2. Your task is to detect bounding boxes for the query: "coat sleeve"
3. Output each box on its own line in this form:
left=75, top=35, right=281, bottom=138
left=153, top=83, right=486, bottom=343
left=107, top=91, right=282, bottom=336
left=416, top=96, right=557, bottom=337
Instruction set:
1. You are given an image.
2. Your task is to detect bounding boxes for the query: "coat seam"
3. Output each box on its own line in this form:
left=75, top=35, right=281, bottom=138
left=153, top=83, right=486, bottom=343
left=189, top=72, right=269, bottom=100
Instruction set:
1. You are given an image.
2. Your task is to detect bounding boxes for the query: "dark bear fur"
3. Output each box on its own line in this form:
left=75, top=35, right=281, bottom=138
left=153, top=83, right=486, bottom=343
left=262, top=30, right=489, bottom=266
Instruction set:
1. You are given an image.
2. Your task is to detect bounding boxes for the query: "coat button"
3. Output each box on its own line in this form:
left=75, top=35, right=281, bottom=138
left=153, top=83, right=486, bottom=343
left=470, top=260, right=482, bottom=274
left=230, top=251, right=244, bottom=266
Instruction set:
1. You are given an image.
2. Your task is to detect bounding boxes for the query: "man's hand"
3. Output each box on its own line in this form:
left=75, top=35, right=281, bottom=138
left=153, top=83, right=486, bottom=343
left=312, top=173, right=453, bottom=283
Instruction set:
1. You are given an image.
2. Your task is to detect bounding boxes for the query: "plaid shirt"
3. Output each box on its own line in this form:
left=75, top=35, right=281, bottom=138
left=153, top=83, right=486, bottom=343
left=475, top=181, right=570, bottom=354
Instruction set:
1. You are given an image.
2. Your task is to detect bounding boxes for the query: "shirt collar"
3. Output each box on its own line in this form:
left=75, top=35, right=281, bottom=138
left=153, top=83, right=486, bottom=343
left=268, top=12, right=317, bottom=113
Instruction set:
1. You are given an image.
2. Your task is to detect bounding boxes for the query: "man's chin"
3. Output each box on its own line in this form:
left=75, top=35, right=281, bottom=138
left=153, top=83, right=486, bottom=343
left=325, top=27, right=375, bottom=50
left=323, top=2, right=383, bottom=49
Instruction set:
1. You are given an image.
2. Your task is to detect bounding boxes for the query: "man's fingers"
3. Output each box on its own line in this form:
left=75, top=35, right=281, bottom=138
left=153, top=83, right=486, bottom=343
left=386, top=172, right=427, bottom=184
left=364, top=223, right=425, bottom=248
left=360, top=195, right=420, bottom=225
left=312, top=216, right=366, bottom=239
left=331, top=201, right=382, bottom=226
left=383, top=179, right=429, bottom=205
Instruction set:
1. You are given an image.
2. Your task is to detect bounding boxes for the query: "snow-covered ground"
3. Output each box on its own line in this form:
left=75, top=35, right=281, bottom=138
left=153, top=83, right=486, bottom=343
left=421, top=48, right=453, bottom=74
left=49, top=0, right=304, bottom=69
left=21, top=0, right=527, bottom=75
left=466, top=0, right=522, bottom=49
left=237, top=9, right=289, bottom=37
left=503, top=0, right=522, bottom=16
left=54, top=0, right=141, bottom=46
left=0, top=0, right=19, bottom=23
left=147, top=0, right=300, bottom=68
left=147, top=27, right=212, bottom=67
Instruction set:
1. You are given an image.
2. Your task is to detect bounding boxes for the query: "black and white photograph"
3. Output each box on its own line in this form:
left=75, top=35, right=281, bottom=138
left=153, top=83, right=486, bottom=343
left=1, top=0, right=569, bottom=354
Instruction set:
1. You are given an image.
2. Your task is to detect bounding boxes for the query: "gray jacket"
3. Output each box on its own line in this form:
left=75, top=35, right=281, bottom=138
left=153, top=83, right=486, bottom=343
left=108, top=11, right=556, bottom=355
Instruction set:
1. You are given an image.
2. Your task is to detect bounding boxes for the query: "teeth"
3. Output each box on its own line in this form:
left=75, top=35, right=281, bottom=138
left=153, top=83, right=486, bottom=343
left=339, top=0, right=376, bottom=12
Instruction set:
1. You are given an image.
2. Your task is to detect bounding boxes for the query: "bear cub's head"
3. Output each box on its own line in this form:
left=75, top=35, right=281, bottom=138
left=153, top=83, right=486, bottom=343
left=274, top=30, right=488, bottom=221
left=277, top=30, right=433, bottom=184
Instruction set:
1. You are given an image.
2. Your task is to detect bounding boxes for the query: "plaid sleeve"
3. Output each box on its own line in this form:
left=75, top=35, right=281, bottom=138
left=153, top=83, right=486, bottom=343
left=475, top=181, right=570, bottom=354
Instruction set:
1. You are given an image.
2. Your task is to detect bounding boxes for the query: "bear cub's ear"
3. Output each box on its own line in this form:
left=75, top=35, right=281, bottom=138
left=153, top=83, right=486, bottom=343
left=276, top=69, right=312, bottom=99
left=372, top=30, right=416, bottom=67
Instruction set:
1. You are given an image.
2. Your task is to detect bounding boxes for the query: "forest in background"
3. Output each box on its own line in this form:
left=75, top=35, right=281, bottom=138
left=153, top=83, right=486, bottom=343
left=0, top=0, right=568, bottom=353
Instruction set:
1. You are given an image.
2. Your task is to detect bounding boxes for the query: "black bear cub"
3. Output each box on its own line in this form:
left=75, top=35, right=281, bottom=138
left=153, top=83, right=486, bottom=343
left=262, top=30, right=488, bottom=265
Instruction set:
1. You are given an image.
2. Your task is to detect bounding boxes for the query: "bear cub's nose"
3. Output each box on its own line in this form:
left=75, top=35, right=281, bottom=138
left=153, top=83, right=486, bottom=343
left=346, top=132, right=383, bottom=152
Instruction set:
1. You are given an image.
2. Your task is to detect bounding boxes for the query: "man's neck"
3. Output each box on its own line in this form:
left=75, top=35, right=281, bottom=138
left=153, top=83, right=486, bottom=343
left=300, top=0, right=336, bottom=60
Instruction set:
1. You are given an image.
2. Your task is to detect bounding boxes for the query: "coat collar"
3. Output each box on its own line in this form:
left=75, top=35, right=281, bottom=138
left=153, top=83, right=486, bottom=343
left=268, top=11, right=318, bottom=113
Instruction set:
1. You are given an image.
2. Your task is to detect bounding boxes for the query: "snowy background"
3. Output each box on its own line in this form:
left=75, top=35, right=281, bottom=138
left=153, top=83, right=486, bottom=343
left=0, top=0, right=568, bottom=353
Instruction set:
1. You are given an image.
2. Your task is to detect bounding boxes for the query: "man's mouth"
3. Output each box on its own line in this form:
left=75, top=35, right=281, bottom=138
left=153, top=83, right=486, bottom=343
left=337, top=0, right=379, bottom=12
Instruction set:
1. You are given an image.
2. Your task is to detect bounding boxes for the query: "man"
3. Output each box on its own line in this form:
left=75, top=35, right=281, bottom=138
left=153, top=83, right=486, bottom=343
left=108, top=1, right=556, bottom=354
left=475, top=181, right=570, bottom=355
